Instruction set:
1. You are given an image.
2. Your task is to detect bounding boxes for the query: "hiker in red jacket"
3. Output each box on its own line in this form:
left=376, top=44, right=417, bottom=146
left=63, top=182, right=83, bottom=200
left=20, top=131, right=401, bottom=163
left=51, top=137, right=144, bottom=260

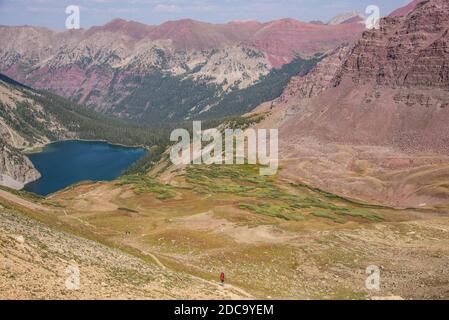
left=220, top=272, right=225, bottom=286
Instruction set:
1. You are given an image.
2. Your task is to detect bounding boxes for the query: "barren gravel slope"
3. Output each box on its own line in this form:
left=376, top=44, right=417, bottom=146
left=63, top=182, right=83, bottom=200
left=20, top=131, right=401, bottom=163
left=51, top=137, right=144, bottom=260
left=0, top=207, right=245, bottom=300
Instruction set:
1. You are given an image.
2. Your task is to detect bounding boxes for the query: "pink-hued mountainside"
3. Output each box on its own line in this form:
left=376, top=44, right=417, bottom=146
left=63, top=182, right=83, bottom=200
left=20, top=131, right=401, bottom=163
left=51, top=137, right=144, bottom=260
left=254, top=0, right=449, bottom=207
left=280, top=0, right=449, bottom=152
left=0, top=16, right=364, bottom=122
left=389, top=0, right=426, bottom=17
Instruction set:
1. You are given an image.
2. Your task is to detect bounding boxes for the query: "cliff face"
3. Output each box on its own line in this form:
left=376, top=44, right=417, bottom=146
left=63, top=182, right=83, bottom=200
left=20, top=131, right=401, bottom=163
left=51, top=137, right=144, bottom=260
left=276, top=45, right=352, bottom=104
left=337, top=0, right=448, bottom=90
left=0, top=142, right=40, bottom=189
left=276, top=0, right=449, bottom=153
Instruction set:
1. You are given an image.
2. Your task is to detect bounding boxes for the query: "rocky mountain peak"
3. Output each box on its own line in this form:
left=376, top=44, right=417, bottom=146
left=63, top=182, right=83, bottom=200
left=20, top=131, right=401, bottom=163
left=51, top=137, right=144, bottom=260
left=328, top=11, right=364, bottom=25
left=336, top=0, right=449, bottom=88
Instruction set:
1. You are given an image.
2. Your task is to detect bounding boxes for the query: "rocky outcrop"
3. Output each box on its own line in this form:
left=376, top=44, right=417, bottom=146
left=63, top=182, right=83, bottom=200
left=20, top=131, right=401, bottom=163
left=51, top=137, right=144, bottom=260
left=328, top=11, right=365, bottom=25
left=336, top=0, right=449, bottom=90
left=0, top=141, right=40, bottom=189
left=277, top=45, right=352, bottom=103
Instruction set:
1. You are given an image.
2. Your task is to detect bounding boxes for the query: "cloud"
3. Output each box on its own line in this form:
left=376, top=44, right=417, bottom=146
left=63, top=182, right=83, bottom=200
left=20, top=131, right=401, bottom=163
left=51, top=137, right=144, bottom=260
left=154, top=4, right=182, bottom=13
left=26, top=6, right=61, bottom=13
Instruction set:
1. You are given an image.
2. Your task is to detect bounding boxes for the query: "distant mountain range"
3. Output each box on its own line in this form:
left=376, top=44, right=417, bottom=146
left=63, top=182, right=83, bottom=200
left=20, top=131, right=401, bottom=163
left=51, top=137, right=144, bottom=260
left=0, top=15, right=364, bottom=123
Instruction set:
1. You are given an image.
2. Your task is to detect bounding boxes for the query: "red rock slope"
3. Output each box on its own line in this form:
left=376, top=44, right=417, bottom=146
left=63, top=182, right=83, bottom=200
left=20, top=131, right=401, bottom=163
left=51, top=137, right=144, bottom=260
left=279, top=0, right=449, bottom=153
left=253, top=0, right=449, bottom=207
left=389, top=0, right=427, bottom=17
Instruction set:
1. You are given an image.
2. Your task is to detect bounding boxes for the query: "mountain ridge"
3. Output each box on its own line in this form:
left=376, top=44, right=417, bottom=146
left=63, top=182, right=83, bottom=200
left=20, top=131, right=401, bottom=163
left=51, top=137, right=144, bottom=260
left=389, top=0, right=427, bottom=17
left=0, top=16, right=364, bottom=122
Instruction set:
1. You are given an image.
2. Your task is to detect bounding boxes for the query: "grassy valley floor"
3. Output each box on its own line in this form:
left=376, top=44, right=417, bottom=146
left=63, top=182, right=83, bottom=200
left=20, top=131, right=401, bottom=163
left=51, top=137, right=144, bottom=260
left=2, top=163, right=448, bottom=299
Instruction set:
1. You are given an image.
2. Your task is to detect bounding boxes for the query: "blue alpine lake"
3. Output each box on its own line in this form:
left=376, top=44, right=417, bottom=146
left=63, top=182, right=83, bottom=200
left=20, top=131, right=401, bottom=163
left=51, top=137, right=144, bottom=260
left=24, top=140, right=147, bottom=196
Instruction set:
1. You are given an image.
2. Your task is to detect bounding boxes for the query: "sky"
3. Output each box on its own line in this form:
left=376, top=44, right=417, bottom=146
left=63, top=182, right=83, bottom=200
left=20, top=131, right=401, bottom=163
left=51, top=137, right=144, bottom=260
left=0, top=0, right=412, bottom=30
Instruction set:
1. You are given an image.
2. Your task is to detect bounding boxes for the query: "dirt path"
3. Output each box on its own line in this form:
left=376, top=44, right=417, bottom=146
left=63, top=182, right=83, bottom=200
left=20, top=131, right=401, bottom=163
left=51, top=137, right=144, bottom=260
left=0, top=209, right=248, bottom=300
left=142, top=249, right=254, bottom=298
left=142, top=250, right=167, bottom=269
left=189, top=272, right=254, bottom=299
left=1, top=188, right=254, bottom=298
left=0, top=189, right=51, bottom=212
left=185, top=274, right=254, bottom=298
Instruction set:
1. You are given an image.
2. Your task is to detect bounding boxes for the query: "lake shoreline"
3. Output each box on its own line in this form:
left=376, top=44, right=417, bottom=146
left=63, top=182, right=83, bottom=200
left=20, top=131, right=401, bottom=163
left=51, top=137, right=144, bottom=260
left=22, top=138, right=150, bottom=154
left=22, top=140, right=148, bottom=196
